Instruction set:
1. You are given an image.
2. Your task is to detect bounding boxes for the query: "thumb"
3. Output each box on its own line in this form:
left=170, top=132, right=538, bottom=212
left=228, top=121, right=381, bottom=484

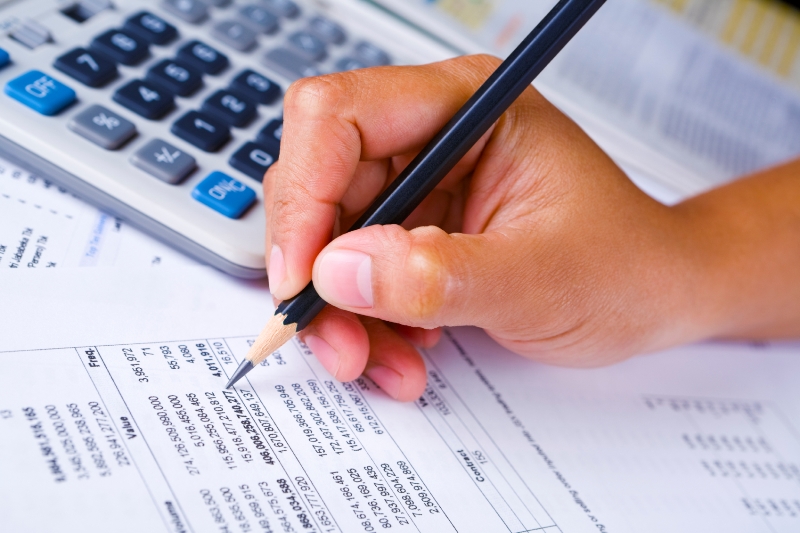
left=311, top=224, right=515, bottom=329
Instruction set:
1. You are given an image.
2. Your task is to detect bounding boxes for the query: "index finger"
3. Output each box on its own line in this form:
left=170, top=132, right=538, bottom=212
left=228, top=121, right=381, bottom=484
left=265, top=55, right=502, bottom=300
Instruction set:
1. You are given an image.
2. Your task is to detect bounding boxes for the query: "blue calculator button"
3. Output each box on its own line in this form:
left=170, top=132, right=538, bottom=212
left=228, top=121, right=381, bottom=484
left=192, top=172, right=256, bottom=219
left=0, top=48, right=9, bottom=69
left=4, top=71, right=76, bottom=116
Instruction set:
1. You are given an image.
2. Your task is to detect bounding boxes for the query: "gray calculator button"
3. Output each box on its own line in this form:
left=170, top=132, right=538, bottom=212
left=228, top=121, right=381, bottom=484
left=261, top=0, right=300, bottom=18
left=160, top=0, right=208, bottom=24
left=239, top=5, right=279, bottom=34
left=287, top=31, right=326, bottom=61
left=307, top=16, right=346, bottom=45
left=335, top=57, right=367, bottom=72
left=211, top=20, right=258, bottom=52
left=204, top=0, right=230, bottom=6
left=354, top=41, right=390, bottom=66
left=68, top=104, right=137, bottom=150
left=130, top=139, right=196, bottom=184
left=262, top=48, right=320, bottom=80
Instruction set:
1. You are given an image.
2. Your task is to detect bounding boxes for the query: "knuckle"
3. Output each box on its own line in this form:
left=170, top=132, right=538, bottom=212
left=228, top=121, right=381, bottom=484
left=284, top=75, right=351, bottom=118
left=394, top=226, right=450, bottom=324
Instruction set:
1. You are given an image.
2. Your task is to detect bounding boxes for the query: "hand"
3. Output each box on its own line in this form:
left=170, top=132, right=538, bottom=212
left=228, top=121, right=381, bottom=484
left=263, top=55, right=720, bottom=401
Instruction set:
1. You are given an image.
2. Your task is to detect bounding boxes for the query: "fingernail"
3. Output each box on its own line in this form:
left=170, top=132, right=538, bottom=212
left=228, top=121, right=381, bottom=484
left=268, top=244, right=286, bottom=296
left=365, top=365, right=403, bottom=399
left=317, top=250, right=373, bottom=308
left=305, top=335, right=340, bottom=378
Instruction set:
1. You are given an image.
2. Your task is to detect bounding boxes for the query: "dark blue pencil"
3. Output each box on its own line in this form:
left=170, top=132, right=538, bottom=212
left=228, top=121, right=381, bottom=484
left=227, top=0, right=608, bottom=389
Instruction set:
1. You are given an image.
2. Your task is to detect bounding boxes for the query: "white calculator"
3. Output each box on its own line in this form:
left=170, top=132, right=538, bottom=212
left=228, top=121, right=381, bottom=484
left=0, top=0, right=451, bottom=277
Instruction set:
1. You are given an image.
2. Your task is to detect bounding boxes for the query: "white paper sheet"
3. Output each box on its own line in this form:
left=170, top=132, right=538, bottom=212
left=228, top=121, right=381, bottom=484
left=1, top=267, right=799, bottom=533
left=0, top=155, right=196, bottom=270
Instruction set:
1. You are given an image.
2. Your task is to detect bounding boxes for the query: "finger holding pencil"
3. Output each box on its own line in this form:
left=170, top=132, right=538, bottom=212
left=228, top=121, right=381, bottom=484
left=227, top=0, right=618, bottom=396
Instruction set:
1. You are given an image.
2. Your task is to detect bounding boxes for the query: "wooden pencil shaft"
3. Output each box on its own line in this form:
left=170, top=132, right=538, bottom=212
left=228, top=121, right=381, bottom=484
left=275, top=0, right=607, bottom=331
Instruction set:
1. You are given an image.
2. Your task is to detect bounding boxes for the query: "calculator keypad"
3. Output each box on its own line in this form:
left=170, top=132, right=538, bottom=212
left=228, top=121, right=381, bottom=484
left=262, top=48, right=319, bottom=80
left=211, top=20, right=258, bottom=52
left=177, top=40, right=229, bottom=74
left=192, top=171, right=256, bottom=218
left=229, top=70, right=281, bottom=105
left=238, top=5, right=279, bottom=34
left=54, top=48, right=118, bottom=88
left=69, top=104, right=137, bottom=150
left=202, top=89, right=257, bottom=127
left=131, top=138, right=197, bottom=184
left=114, top=79, right=175, bottom=119
left=171, top=110, right=231, bottom=152
left=161, top=0, right=209, bottom=24
left=229, top=141, right=278, bottom=181
left=5, top=70, right=76, bottom=116
left=3, top=0, right=397, bottom=246
left=90, top=29, right=150, bottom=66
left=124, top=11, right=179, bottom=45
left=146, top=59, right=203, bottom=96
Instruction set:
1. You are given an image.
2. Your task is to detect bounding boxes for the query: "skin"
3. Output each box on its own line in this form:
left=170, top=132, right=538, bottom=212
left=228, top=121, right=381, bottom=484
left=263, top=55, right=800, bottom=402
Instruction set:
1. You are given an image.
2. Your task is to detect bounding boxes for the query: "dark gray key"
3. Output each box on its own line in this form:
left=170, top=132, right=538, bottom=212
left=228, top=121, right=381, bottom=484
left=205, top=0, right=230, bottom=5
left=287, top=31, right=326, bottom=61
left=307, top=16, right=345, bottom=44
left=335, top=57, right=367, bottom=72
left=354, top=41, right=390, bottom=66
left=130, top=138, right=196, bottom=184
left=239, top=5, right=279, bottom=34
left=261, top=0, right=300, bottom=18
left=212, top=20, right=258, bottom=52
left=262, top=48, right=320, bottom=80
left=160, top=0, right=208, bottom=24
left=68, top=104, right=136, bottom=149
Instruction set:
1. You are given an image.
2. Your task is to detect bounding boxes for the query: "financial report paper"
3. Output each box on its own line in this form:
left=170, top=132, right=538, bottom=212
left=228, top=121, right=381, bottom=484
left=1, top=268, right=799, bottom=533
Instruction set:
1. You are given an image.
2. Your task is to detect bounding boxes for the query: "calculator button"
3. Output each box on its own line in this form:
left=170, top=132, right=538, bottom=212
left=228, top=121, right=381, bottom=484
left=354, top=41, right=390, bottom=66
left=230, top=70, right=281, bottom=105
left=113, top=80, right=175, bottom=120
left=68, top=104, right=136, bottom=150
left=177, top=40, right=229, bottom=75
left=335, top=57, right=368, bottom=72
left=171, top=111, right=231, bottom=152
left=287, top=31, right=327, bottom=61
left=239, top=5, right=279, bottom=34
left=307, top=16, right=346, bottom=45
left=124, top=11, right=178, bottom=45
left=256, top=118, right=282, bottom=149
left=90, top=29, right=149, bottom=66
left=202, top=90, right=257, bottom=127
left=261, top=0, right=300, bottom=18
left=211, top=20, right=257, bottom=52
left=192, top=171, right=256, bottom=218
left=229, top=141, right=277, bottom=181
left=147, top=60, right=202, bottom=97
left=262, top=48, right=320, bottom=81
left=53, top=48, right=117, bottom=88
left=161, top=0, right=208, bottom=24
left=4, top=71, right=76, bottom=116
left=130, top=139, right=196, bottom=184
left=204, top=0, right=231, bottom=6
left=0, top=48, right=9, bottom=69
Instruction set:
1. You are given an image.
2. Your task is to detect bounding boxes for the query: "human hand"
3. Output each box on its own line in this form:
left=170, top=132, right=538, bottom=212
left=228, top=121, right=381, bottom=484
left=263, top=55, right=704, bottom=401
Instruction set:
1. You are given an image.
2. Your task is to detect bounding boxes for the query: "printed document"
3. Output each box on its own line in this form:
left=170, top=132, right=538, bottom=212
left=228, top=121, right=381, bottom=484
left=1, top=267, right=799, bottom=533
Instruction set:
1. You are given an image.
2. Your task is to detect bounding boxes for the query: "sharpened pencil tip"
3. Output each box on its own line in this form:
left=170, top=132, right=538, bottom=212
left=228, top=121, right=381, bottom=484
left=226, top=360, right=254, bottom=389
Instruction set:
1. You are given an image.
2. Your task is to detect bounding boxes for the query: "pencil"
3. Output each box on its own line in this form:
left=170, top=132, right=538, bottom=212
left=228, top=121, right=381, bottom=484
left=226, top=0, right=608, bottom=389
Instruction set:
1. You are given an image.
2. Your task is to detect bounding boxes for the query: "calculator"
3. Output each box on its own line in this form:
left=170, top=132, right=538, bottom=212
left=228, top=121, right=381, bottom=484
left=0, top=0, right=451, bottom=278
